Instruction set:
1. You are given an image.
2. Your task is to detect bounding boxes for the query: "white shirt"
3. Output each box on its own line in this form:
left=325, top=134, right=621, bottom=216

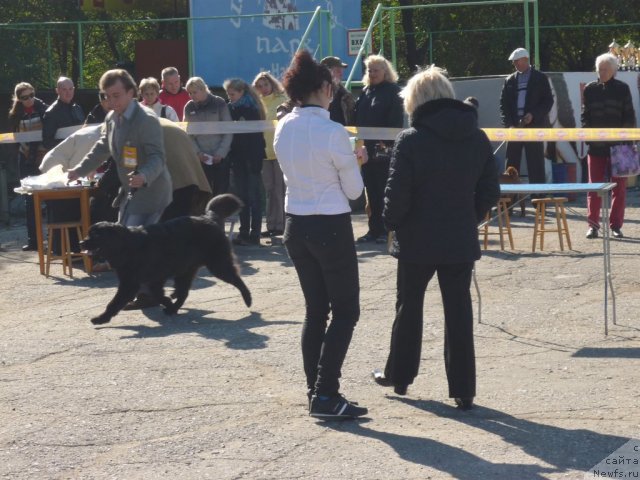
left=147, top=101, right=179, bottom=122
left=274, top=106, right=363, bottom=215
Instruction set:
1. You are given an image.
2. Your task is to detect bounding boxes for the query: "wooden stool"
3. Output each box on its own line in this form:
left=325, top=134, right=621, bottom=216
left=45, top=222, right=90, bottom=277
left=531, top=197, right=572, bottom=252
left=481, top=198, right=515, bottom=250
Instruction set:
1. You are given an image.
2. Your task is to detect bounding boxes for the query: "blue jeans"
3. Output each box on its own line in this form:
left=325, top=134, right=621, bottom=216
left=284, top=213, right=360, bottom=396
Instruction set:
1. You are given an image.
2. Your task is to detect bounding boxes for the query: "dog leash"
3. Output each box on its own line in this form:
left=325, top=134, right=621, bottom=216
left=493, top=141, right=506, bottom=156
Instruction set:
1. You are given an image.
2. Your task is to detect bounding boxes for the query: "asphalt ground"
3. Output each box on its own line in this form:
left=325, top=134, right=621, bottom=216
left=1, top=189, right=639, bottom=479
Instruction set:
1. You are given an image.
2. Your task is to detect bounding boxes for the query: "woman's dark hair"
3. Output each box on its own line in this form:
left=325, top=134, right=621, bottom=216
left=281, top=50, right=332, bottom=103
left=8, top=82, right=35, bottom=120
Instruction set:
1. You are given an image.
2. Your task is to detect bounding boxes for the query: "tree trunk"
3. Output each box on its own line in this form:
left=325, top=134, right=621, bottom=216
left=399, top=0, right=428, bottom=73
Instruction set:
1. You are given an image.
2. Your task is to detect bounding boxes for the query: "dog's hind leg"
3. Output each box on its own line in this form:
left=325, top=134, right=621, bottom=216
left=91, top=280, right=139, bottom=325
left=165, top=267, right=198, bottom=315
left=208, top=262, right=252, bottom=307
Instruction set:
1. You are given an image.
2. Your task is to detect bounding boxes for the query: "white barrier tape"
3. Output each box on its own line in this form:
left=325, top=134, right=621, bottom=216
left=3, top=123, right=640, bottom=145
left=1, top=125, right=84, bottom=144
left=483, top=128, right=640, bottom=143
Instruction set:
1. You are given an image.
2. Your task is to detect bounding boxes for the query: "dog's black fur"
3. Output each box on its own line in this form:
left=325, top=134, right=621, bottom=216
left=80, top=194, right=251, bottom=325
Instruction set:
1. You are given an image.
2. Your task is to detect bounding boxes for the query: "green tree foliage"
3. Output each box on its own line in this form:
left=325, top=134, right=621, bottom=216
left=361, top=0, right=640, bottom=79
left=0, top=0, right=187, bottom=92
left=2, top=1, right=640, bottom=91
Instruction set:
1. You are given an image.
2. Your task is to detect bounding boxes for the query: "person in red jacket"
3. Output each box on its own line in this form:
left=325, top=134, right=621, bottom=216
left=158, top=67, right=191, bottom=121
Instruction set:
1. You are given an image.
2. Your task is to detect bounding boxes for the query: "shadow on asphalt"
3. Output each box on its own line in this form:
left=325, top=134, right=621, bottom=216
left=324, top=398, right=629, bottom=479
left=323, top=415, right=555, bottom=479
left=573, top=347, right=640, bottom=358
left=96, top=310, right=297, bottom=349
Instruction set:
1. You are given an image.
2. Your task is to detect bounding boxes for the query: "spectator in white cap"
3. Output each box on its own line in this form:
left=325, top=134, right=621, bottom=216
left=499, top=47, right=554, bottom=186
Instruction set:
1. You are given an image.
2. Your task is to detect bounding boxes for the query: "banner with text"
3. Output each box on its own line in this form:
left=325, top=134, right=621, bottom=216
left=190, top=0, right=361, bottom=86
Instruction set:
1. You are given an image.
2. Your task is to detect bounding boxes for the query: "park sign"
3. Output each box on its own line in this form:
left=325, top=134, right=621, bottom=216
left=347, top=29, right=373, bottom=56
left=190, top=0, right=362, bottom=86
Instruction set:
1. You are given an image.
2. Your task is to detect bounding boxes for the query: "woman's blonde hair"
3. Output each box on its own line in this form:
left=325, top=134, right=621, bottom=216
left=362, top=55, right=399, bottom=86
left=223, top=78, right=266, bottom=120
left=401, top=65, right=455, bottom=117
left=185, top=76, right=211, bottom=94
left=252, top=71, right=285, bottom=95
left=138, top=77, right=161, bottom=94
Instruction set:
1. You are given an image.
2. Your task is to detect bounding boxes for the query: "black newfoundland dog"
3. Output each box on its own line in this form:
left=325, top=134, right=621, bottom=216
left=80, top=194, right=252, bottom=325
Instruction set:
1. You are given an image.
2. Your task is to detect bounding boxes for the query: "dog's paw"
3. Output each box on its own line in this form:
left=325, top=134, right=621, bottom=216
left=91, top=315, right=111, bottom=325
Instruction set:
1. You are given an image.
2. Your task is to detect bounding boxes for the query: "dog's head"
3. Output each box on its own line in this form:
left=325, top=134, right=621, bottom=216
left=499, top=166, right=521, bottom=184
left=80, top=222, right=134, bottom=266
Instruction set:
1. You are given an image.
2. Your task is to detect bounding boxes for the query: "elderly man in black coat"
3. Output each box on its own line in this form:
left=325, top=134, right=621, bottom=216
left=374, top=66, right=500, bottom=410
left=499, top=48, right=554, bottom=184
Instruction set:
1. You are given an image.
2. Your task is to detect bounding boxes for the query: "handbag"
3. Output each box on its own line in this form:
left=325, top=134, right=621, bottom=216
left=610, top=144, right=640, bottom=177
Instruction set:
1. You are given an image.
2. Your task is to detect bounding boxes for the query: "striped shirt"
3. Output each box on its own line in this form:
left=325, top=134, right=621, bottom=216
left=516, top=68, right=531, bottom=118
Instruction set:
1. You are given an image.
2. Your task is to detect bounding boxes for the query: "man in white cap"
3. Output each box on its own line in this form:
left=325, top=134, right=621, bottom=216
left=499, top=47, right=553, bottom=185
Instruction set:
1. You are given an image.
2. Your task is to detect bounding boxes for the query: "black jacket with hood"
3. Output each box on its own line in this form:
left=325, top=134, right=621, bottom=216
left=383, top=98, right=500, bottom=264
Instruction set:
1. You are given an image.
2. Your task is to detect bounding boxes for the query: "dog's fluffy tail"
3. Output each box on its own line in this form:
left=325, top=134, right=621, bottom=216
left=205, top=193, right=244, bottom=226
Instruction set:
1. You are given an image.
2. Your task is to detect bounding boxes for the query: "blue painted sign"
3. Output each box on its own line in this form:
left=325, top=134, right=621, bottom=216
left=190, top=0, right=362, bottom=86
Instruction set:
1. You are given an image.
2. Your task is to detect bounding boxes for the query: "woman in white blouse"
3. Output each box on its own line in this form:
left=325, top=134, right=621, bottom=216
left=139, top=77, right=179, bottom=122
left=274, top=50, right=368, bottom=420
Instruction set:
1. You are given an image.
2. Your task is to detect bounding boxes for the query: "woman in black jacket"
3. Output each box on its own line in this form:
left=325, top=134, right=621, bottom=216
left=354, top=55, right=404, bottom=243
left=8, top=82, right=49, bottom=251
left=224, top=78, right=266, bottom=246
left=373, top=66, right=500, bottom=410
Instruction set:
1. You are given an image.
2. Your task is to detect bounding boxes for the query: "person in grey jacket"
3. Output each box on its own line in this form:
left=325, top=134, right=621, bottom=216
left=68, top=69, right=172, bottom=228
left=68, top=69, right=172, bottom=310
left=184, top=77, right=233, bottom=196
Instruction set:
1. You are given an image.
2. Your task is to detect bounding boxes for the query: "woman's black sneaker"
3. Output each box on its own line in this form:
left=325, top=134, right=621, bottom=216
left=309, top=394, right=368, bottom=419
